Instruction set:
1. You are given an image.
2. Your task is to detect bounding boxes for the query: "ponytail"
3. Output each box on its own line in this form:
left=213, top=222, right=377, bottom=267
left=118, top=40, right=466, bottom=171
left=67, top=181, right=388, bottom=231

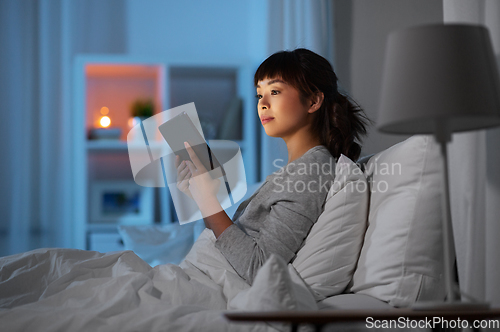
left=314, top=92, right=368, bottom=161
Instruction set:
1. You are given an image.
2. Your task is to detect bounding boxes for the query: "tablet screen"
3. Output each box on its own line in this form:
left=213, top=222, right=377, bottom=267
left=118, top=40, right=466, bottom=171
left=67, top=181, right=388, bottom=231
left=158, top=112, right=225, bottom=176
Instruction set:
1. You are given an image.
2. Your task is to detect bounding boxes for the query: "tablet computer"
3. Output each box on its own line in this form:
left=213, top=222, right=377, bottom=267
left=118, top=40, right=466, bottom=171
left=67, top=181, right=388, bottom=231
left=158, top=111, right=225, bottom=177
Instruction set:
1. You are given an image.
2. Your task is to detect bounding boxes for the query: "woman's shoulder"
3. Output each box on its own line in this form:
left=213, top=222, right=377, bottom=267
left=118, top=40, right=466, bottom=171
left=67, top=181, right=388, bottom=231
left=291, top=145, right=334, bottom=171
left=300, top=145, right=334, bottom=164
left=270, top=145, right=336, bottom=181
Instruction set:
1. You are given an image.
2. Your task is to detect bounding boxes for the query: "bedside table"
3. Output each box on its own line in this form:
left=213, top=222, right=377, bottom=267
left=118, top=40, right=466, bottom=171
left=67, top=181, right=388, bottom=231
left=225, top=307, right=500, bottom=332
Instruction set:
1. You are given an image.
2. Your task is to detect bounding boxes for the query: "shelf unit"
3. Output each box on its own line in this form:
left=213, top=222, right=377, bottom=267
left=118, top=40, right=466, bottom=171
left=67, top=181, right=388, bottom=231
left=72, top=55, right=258, bottom=250
left=86, top=139, right=245, bottom=151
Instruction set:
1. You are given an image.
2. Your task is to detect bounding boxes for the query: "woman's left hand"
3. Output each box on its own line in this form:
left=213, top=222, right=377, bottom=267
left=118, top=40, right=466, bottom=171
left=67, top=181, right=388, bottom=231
left=183, top=142, right=221, bottom=211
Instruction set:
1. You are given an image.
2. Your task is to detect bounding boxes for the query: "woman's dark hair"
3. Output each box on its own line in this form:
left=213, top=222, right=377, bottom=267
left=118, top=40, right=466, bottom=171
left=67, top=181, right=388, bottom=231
left=254, top=48, right=370, bottom=161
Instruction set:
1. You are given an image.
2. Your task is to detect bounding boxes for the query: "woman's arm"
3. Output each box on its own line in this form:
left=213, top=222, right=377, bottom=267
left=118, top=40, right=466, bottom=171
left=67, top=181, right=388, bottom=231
left=215, top=149, right=335, bottom=284
left=200, top=205, right=233, bottom=238
left=215, top=197, right=316, bottom=284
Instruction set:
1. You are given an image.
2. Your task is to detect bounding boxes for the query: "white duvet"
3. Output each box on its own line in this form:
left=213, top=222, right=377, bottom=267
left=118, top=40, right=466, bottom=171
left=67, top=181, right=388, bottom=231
left=0, top=229, right=317, bottom=332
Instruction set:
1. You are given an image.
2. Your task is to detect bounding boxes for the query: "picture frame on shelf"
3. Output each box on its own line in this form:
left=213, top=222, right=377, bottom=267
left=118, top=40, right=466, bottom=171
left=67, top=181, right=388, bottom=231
left=90, top=180, right=153, bottom=225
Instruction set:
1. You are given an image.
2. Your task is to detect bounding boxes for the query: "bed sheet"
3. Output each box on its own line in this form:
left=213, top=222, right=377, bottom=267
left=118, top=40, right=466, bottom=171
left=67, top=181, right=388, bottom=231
left=0, top=229, right=316, bottom=332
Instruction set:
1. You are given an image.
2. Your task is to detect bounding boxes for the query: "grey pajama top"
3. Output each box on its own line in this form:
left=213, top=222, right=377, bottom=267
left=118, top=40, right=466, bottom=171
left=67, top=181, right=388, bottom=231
left=215, top=145, right=336, bottom=284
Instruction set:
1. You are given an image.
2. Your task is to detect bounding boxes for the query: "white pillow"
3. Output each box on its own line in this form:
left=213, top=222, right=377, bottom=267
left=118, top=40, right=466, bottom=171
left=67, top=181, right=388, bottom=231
left=292, top=155, right=369, bottom=300
left=349, top=135, right=445, bottom=307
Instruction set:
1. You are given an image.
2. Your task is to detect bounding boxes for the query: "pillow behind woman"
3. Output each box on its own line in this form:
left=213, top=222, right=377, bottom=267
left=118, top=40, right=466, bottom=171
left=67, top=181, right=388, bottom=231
left=292, top=155, right=369, bottom=300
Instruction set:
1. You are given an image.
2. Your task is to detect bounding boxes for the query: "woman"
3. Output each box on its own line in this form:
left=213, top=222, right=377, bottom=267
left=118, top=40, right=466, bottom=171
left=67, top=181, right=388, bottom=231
left=176, top=48, right=369, bottom=284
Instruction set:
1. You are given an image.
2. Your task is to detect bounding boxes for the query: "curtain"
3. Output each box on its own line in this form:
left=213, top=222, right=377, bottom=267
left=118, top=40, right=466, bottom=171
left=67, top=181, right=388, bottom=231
left=0, top=0, right=127, bottom=256
left=259, top=0, right=335, bottom=179
left=0, top=0, right=66, bottom=255
left=443, top=0, right=500, bottom=306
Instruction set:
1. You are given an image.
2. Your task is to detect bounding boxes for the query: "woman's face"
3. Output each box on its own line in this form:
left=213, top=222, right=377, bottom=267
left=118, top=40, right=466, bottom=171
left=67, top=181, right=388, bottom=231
left=256, top=77, right=312, bottom=139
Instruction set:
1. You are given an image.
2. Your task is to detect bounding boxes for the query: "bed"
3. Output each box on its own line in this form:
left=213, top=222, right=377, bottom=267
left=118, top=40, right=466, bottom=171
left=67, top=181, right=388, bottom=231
left=0, top=135, right=445, bottom=331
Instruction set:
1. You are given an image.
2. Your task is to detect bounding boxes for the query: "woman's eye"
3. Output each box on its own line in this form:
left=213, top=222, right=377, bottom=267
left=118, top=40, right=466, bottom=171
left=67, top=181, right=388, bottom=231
left=256, top=94, right=262, bottom=100
left=271, top=90, right=279, bottom=95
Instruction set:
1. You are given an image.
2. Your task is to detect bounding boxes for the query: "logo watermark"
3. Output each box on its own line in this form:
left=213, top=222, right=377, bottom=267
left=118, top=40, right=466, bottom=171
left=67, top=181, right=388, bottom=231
left=270, top=157, right=402, bottom=195
left=366, top=316, right=500, bottom=329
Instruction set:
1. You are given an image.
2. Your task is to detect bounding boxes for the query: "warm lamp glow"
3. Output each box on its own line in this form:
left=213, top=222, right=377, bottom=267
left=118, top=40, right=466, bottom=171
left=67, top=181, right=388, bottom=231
left=100, top=106, right=109, bottom=115
left=100, top=116, right=111, bottom=128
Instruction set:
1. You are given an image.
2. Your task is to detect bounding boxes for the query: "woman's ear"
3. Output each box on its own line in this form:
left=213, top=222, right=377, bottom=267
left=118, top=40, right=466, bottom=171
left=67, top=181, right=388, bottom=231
left=308, top=92, right=324, bottom=113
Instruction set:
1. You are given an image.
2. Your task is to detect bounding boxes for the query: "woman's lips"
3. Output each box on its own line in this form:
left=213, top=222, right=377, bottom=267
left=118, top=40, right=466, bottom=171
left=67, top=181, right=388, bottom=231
left=261, top=117, right=274, bottom=124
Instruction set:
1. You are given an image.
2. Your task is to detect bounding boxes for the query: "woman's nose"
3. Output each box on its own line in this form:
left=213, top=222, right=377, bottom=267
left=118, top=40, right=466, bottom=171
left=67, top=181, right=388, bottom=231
left=259, top=97, right=269, bottom=110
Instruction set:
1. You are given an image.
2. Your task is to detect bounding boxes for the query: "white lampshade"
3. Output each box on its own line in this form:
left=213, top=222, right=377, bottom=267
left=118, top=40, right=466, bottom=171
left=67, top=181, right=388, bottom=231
left=378, top=24, right=500, bottom=134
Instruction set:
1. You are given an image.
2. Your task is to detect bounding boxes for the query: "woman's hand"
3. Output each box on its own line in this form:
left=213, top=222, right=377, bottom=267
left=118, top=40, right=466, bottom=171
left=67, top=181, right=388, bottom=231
left=183, top=141, right=233, bottom=236
left=183, top=142, right=222, bottom=216
left=175, top=155, right=194, bottom=200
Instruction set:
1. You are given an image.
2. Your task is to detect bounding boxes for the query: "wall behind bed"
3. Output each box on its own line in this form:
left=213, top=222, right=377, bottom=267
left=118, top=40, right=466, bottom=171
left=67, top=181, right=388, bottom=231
left=333, top=0, right=443, bottom=157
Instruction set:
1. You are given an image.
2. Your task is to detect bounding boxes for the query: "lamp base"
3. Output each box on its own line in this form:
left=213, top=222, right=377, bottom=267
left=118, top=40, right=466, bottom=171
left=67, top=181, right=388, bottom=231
left=412, top=301, right=490, bottom=311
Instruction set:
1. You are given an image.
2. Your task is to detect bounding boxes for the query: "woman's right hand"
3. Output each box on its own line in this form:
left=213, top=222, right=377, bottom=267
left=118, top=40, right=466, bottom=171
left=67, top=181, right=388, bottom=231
left=175, top=155, right=194, bottom=200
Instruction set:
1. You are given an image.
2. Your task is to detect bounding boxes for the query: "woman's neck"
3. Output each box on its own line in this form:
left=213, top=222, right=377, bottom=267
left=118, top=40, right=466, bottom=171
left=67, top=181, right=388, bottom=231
left=283, top=128, right=321, bottom=163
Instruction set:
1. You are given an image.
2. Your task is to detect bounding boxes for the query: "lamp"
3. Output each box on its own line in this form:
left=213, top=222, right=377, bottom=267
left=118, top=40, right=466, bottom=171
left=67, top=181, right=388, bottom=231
left=377, top=24, right=500, bottom=310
